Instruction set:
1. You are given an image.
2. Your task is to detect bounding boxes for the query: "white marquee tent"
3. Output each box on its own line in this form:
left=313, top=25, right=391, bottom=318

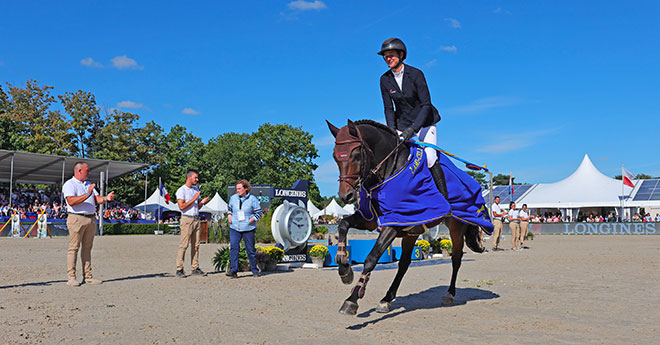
left=306, top=200, right=321, bottom=216
left=342, top=203, right=355, bottom=214
left=312, top=199, right=351, bottom=219
left=134, top=189, right=180, bottom=214
left=200, top=192, right=228, bottom=215
left=485, top=154, right=660, bottom=218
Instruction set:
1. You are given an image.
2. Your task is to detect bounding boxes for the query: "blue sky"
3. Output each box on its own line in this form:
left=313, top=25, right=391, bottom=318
left=2, top=1, right=659, bottom=197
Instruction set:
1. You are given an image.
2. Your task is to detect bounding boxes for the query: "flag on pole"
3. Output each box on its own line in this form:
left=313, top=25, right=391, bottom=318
left=622, top=167, right=635, bottom=188
left=159, top=182, right=170, bottom=202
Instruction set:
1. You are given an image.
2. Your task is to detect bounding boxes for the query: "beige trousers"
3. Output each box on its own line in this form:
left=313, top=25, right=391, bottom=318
left=510, top=222, right=521, bottom=250
left=520, top=221, right=529, bottom=246
left=66, top=214, right=97, bottom=280
left=177, top=216, right=201, bottom=271
left=492, top=219, right=503, bottom=248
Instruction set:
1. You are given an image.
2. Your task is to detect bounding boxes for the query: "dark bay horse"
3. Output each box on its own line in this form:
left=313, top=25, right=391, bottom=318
left=327, top=119, right=486, bottom=315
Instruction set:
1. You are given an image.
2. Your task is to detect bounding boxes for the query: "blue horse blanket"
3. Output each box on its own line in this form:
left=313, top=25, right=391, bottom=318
left=357, top=144, right=493, bottom=234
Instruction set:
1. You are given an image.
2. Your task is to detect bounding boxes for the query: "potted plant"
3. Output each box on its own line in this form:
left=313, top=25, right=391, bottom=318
left=439, top=239, right=453, bottom=258
left=256, top=246, right=284, bottom=271
left=415, top=239, right=431, bottom=259
left=212, top=245, right=250, bottom=272
left=308, top=244, right=329, bottom=267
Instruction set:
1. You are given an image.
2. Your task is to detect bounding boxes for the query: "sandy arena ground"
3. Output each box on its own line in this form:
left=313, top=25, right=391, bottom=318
left=1, top=234, right=658, bottom=344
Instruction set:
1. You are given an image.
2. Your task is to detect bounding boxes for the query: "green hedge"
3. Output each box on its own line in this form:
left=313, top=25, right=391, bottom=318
left=102, top=223, right=170, bottom=235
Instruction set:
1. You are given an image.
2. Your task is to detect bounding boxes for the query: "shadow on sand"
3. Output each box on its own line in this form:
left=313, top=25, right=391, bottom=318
left=346, top=286, right=499, bottom=330
left=0, top=272, right=171, bottom=289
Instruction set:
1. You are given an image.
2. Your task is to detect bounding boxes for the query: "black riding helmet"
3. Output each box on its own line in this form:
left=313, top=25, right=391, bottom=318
left=377, top=37, right=407, bottom=60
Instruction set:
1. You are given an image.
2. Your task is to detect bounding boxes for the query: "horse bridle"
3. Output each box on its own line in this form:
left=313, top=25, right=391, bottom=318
left=334, top=126, right=406, bottom=191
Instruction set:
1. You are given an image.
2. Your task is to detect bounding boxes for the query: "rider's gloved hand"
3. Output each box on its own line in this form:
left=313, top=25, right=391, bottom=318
left=401, top=127, right=415, bottom=140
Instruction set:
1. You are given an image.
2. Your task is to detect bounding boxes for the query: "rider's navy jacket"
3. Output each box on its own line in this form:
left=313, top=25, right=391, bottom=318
left=380, top=64, right=440, bottom=133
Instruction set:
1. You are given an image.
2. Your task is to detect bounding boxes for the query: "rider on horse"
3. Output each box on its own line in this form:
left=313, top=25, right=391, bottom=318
left=378, top=37, right=447, bottom=197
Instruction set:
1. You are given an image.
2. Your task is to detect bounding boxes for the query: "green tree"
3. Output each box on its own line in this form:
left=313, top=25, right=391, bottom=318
left=3, top=80, right=74, bottom=154
left=615, top=173, right=656, bottom=180
left=466, top=170, right=488, bottom=189
left=94, top=109, right=140, bottom=161
left=199, top=132, right=258, bottom=200
left=58, top=90, right=103, bottom=158
left=152, top=125, right=204, bottom=196
left=252, top=122, right=319, bottom=195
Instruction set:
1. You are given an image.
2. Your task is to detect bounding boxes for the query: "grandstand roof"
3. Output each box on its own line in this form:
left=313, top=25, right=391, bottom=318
left=0, top=149, right=149, bottom=185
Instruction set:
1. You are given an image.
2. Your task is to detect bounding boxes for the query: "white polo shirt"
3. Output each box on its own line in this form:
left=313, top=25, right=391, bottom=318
left=508, top=209, right=520, bottom=222
left=491, top=202, right=504, bottom=220
left=62, top=177, right=98, bottom=215
left=519, top=209, right=529, bottom=221
left=176, top=184, right=199, bottom=217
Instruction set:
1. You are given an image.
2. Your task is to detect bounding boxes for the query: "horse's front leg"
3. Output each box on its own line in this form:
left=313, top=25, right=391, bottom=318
left=339, top=227, right=397, bottom=316
left=335, top=214, right=373, bottom=285
left=444, top=219, right=466, bottom=305
left=377, top=233, right=417, bottom=313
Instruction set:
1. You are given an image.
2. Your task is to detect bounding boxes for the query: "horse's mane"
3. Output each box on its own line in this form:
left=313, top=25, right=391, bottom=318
left=354, top=120, right=397, bottom=136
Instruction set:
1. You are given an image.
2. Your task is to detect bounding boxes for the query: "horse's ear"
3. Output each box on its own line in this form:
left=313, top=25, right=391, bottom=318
left=347, top=119, right=359, bottom=138
left=326, top=120, right=340, bottom=138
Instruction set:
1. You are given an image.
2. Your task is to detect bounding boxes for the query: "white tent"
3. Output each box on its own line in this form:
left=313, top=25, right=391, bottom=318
left=342, top=203, right=355, bottom=214
left=313, top=199, right=351, bottom=219
left=200, top=192, right=228, bottom=215
left=517, top=154, right=635, bottom=209
left=307, top=199, right=321, bottom=216
left=134, top=189, right=180, bottom=215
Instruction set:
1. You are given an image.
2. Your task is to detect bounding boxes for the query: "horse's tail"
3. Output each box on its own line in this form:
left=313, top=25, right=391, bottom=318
left=464, top=225, right=485, bottom=253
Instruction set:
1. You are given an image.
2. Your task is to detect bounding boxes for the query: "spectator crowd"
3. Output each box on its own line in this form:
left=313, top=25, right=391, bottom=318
left=1, top=186, right=145, bottom=221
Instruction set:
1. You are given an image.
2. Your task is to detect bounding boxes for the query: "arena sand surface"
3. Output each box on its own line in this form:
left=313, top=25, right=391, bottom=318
left=1, top=234, right=658, bottom=345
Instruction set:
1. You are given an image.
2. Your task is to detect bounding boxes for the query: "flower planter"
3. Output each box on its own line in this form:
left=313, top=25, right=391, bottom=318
left=311, top=256, right=325, bottom=267
left=266, top=261, right=278, bottom=271
left=441, top=248, right=451, bottom=258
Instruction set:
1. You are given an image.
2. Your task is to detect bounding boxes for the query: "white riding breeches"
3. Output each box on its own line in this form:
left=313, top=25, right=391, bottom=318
left=400, top=125, right=437, bottom=168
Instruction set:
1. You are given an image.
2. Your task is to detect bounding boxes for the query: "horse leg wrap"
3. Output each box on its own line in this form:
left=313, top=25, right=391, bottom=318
left=335, top=242, right=348, bottom=265
left=357, top=272, right=371, bottom=299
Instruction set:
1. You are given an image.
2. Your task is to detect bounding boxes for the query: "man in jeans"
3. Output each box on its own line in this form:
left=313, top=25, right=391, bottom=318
left=62, top=162, right=116, bottom=287
left=175, top=169, right=210, bottom=277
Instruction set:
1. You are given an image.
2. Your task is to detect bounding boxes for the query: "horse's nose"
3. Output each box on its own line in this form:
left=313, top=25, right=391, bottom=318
left=342, top=191, right=356, bottom=204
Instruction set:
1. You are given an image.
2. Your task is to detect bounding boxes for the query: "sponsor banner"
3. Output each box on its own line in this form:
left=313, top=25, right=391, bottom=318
left=326, top=223, right=660, bottom=235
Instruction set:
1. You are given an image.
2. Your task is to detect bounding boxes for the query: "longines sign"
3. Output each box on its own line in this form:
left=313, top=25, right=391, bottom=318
left=432, top=222, right=660, bottom=235
left=559, top=222, right=657, bottom=235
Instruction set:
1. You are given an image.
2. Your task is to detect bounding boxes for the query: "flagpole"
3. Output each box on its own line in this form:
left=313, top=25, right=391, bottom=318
left=621, top=165, right=624, bottom=221
left=158, top=177, right=161, bottom=232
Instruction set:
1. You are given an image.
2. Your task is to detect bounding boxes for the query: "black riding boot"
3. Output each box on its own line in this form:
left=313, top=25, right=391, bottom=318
left=430, top=162, right=449, bottom=200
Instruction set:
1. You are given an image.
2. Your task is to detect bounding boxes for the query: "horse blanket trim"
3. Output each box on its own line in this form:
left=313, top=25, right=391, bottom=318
left=357, top=143, right=494, bottom=234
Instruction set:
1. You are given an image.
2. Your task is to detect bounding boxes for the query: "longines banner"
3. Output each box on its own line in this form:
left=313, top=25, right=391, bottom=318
left=432, top=222, right=659, bottom=235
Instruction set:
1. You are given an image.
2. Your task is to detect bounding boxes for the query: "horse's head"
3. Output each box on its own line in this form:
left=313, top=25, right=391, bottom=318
left=327, top=119, right=373, bottom=204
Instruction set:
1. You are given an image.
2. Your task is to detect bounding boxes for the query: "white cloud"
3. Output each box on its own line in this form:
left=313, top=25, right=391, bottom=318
left=438, top=45, right=457, bottom=53
left=423, top=59, right=438, bottom=69
left=288, top=0, right=327, bottom=11
left=477, top=129, right=557, bottom=154
left=182, top=108, right=200, bottom=115
left=111, top=55, right=143, bottom=70
left=80, top=57, right=103, bottom=68
left=444, top=96, right=523, bottom=114
left=493, top=7, right=512, bottom=15
left=117, top=100, right=145, bottom=109
left=444, top=18, right=461, bottom=29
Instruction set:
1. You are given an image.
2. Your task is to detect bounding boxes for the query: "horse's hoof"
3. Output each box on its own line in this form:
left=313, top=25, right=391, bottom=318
left=338, top=300, right=358, bottom=315
left=441, top=292, right=455, bottom=306
left=339, top=266, right=354, bottom=285
left=376, top=301, right=392, bottom=313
